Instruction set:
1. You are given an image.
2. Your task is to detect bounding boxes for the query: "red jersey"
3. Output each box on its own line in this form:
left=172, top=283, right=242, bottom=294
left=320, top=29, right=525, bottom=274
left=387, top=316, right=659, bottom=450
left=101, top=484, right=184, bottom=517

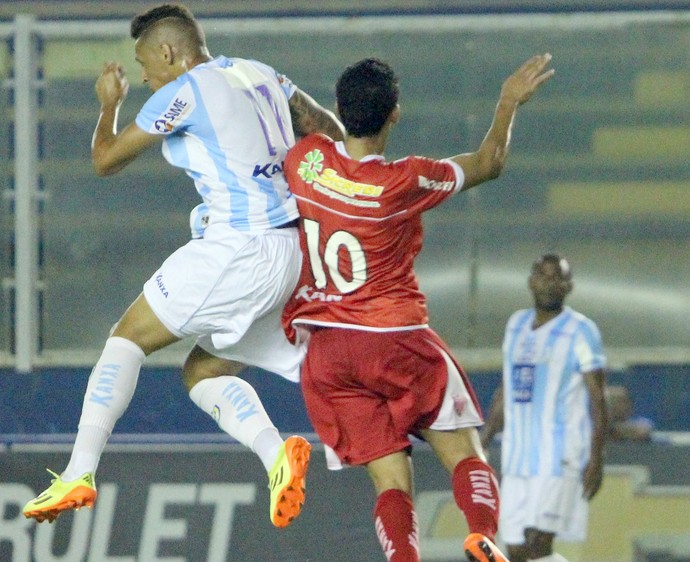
left=282, top=134, right=464, bottom=342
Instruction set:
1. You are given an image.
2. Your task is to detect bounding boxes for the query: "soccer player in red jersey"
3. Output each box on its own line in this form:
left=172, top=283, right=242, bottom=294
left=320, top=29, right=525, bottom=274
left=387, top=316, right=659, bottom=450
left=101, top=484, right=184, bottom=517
left=282, top=55, right=554, bottom=561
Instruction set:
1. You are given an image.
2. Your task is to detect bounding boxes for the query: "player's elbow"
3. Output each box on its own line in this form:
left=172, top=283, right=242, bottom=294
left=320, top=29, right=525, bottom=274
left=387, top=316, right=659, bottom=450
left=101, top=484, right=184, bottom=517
left=486, top=146, right=508, bottom=179
left=91, top=153, right=119, bottom=177
left=475, top=151, right=505, bottom=184
left=92, top=160, right=112, bottom=177
left=487, top=161, right=504, bottom=181
left=92, top=162, right=106, bottom=177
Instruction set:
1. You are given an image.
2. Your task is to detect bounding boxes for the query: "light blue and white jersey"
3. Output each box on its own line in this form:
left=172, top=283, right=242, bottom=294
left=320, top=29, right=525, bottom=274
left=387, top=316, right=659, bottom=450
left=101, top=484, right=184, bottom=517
left=136, top=56, right=298, bottom=235
left=501, top=306, right=606, bottom=477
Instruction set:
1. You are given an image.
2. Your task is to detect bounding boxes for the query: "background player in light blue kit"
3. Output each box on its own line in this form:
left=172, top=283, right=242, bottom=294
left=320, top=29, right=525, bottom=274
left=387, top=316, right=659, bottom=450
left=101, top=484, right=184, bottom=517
left=481, top=253, right=608, bottom=562
left=23, top=3, right=343, bottom=528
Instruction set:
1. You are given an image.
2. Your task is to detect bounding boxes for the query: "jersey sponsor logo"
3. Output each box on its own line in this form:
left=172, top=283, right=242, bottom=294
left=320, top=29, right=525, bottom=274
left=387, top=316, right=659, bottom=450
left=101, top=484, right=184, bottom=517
left=418, top=175, right=454, bottom=191
left=253, top=161, right=284, bottom=178
left=298, top=149, right=384, bottom=207
left=297, top=149, right=324, bottom=182
left=153, top=97, right=190, bottom=133
left=511, top=363, right=535, bottom=402
left=294, top=284, right=343, bottom=303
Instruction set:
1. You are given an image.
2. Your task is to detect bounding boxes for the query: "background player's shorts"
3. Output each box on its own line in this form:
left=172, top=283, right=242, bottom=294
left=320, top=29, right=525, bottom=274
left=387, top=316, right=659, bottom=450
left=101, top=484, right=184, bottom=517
left=499, top=472, right=589, bottom=544
left=301, top=327, right=483, bottom=466
left=143, top=223, right=304, bottom=382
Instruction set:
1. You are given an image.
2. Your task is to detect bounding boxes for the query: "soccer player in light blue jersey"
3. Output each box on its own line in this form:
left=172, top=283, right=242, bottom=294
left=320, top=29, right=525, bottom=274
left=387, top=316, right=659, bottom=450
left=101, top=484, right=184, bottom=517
left=24, top=3, right=343, bottom=528
left=481, top=254, right=608, bottom=562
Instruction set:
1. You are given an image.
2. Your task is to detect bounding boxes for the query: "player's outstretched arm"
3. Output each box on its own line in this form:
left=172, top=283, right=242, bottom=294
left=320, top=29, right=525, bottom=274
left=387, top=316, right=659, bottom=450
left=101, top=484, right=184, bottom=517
left=450, top=53, right=554, bottom=190
left=289, top=88, right=345, bottom=141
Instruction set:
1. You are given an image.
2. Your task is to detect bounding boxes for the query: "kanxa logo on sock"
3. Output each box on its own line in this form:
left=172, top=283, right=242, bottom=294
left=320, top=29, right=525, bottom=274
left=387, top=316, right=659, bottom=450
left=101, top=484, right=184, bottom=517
left=375, top=516, right=396, bottom=561
left=221, top=382, right=259, bottom=421
left=469, top=469, right=497, bottom=510
left=88, top=364, right=122, bottom=408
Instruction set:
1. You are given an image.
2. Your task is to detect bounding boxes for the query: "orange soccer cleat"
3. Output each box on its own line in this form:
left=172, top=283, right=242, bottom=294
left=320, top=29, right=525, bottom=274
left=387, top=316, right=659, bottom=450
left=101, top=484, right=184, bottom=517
left=268, top=435, right=311, bottom=528
left=464, top=533, right=510, bottom=562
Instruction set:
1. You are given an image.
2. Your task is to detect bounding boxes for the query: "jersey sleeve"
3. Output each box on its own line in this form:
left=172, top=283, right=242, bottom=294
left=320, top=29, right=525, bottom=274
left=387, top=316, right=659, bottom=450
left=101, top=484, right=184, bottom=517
left=441, top=158, right=465, bottom=189
left=396, top=155, right=464, bottom=213
left=573, top=319, right=607, bottom=373
left=135, top=78, right=196, bottom=135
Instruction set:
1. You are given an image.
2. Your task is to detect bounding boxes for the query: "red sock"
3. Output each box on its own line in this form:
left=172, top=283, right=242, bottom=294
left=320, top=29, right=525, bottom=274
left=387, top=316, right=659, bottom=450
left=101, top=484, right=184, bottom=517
left=452, top=457, right=500, bottom=541
left=373, top=489, right=420, bottom=562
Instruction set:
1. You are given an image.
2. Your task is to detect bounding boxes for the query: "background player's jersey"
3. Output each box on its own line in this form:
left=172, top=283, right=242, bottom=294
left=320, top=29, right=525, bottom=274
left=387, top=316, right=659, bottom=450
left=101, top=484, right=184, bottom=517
left=136, top=56, right=298, bottom=235
left=282, top=134, right=465, bottom=340
left=501, top=306, right=607, bottom=477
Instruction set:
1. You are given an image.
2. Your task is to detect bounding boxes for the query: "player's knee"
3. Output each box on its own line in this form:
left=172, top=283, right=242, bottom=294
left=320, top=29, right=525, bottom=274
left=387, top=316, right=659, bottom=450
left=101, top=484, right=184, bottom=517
left=423, top=427, right=485, bottom=472
left=371, top=480, right=412, bottom=496
left=182, top=364, right=197, bottom=391
left=182, top=349, right=209, bottom=391
left=366, top=452, right=413, bottom=495
left=182, top=346, right=245, bottom=391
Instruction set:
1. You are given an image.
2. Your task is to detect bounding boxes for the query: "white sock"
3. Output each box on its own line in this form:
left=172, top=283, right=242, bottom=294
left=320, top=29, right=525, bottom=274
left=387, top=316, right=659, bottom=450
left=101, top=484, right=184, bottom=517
left=531, top=554, right=570, bottom=562
left=62, top=337, right=145, bottom=481
left=189, top=376, right=283, bottom=470
left=252, top=427, right=284, bottom=472
left=61, top=425, right=110, bottom=482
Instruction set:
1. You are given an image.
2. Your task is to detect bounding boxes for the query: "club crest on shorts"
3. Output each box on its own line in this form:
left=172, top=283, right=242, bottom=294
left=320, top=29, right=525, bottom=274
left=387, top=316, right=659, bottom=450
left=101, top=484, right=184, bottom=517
left=452, top=395, right=467, bottom=416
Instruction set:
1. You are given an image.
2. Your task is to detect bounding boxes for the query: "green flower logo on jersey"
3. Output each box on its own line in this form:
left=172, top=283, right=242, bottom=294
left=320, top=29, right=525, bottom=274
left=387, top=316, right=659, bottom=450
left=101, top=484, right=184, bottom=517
left=298, top=149, right=324, bottom=184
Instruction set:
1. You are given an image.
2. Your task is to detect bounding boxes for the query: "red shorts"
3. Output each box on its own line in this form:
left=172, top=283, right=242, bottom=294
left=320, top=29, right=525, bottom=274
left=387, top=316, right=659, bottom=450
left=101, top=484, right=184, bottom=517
left=301, top=327, right=482, bottom=466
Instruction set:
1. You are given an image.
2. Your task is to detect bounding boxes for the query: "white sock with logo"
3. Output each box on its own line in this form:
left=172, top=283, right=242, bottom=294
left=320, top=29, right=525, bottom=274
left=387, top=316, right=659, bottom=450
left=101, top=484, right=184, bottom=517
left=62, top=337, right=145, bottom=481
left=189, top=376, right=283, bottom=471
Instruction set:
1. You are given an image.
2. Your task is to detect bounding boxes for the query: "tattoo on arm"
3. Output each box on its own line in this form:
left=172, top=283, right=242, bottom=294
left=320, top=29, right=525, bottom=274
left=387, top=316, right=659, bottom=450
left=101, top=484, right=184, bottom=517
left=289, top=89, right=344, bottom=141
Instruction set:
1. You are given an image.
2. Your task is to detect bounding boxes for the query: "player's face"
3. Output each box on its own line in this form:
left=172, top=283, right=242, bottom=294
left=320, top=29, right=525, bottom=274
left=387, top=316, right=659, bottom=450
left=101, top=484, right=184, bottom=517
left=134, top=38, right=175, bottom=92
left=528, top=259, right=572, bottom=311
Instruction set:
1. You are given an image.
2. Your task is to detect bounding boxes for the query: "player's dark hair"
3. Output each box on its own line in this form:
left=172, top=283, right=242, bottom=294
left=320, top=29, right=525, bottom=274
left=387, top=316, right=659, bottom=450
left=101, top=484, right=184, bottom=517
left=130, top=3, right=200, bottom=40
left=336, top=58, right=399, bottom=138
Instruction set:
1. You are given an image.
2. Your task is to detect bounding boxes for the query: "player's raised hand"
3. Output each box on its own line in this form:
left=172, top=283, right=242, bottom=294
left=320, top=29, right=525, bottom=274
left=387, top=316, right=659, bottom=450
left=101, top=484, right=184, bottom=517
left=501, top=53, right=554, bottom=106
left=95, top=62, right=130, bottom=106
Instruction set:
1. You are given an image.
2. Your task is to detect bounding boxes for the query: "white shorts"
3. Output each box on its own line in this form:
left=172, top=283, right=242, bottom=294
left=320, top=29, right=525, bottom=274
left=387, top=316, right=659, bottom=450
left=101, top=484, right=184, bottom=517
left=143, top=223, right=304, bottom=382
left=499, top=473, right=589, bottom=544
left=428, top=341, right=483, bottom=431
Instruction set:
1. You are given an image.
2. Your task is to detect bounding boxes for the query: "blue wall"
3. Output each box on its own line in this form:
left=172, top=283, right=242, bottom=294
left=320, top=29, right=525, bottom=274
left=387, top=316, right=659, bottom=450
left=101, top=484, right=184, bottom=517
left=1, top=364, right=689, bottom=436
